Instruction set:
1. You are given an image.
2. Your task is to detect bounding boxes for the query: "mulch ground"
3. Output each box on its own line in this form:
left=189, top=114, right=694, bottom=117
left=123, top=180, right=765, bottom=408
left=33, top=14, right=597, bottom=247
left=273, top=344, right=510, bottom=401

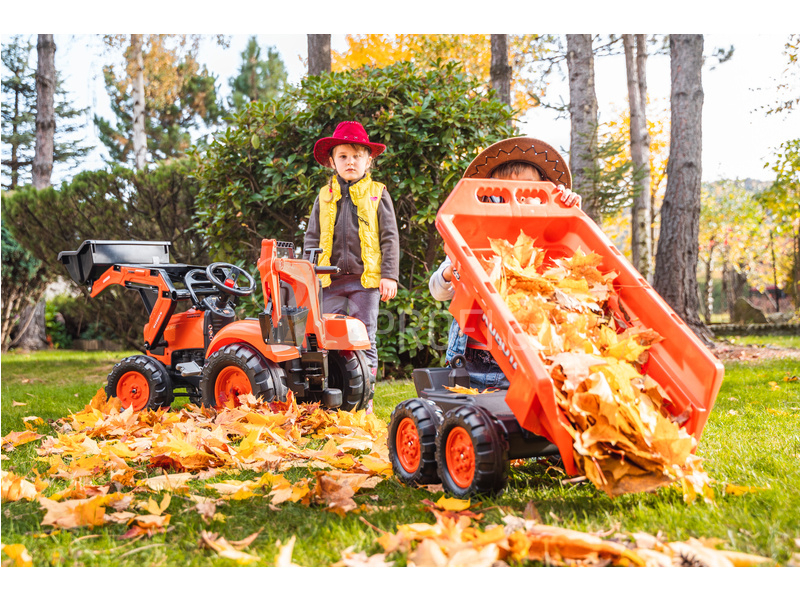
left=711, top=343, right=800, bottom=362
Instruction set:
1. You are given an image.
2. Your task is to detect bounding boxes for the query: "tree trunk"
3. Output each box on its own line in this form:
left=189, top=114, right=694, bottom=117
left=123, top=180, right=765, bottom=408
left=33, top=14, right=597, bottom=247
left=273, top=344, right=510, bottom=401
left=307, top=34, right=331, bottom=76
left=624, top=34, right=653, bottom=280
left=13, top=300, right=48, bottom=351
left=653, top=35, right=711, bottom=343
left=566, top=34, right=600, bottom=222
left=130, top=34, right=147, bottom=170
left=490, top=34, right=512, bottom=109
left=32, top=34, right=55, bottom=190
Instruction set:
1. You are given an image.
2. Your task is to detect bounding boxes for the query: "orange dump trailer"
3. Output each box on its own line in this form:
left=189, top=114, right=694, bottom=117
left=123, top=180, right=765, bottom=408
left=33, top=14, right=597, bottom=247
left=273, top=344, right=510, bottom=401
left=387, top=178, right=724, bottom=497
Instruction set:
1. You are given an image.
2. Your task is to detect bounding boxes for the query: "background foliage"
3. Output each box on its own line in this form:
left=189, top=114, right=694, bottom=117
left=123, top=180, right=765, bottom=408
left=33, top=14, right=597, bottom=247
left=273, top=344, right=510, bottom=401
left=2, top=158, right=210, bottom=350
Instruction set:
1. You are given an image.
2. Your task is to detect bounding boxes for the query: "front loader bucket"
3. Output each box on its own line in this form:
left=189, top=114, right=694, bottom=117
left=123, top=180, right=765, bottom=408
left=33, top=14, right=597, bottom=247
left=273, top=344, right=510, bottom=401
left=436, top=178, right=724, bottom=476
left=58, top=240, right=171, bottom=286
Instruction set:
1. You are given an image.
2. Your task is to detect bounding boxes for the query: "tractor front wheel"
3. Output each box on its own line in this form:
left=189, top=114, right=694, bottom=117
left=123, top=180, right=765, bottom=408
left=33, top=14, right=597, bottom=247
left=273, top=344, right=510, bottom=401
left=106, top=355, right=173, bottom=411
left=201, top=343, right=287, bottom=409
left=436, top=405, right=508, bottom=498
left=327, top=349, right=372, bottom=412
left=388, top=399, right=443, bottom=486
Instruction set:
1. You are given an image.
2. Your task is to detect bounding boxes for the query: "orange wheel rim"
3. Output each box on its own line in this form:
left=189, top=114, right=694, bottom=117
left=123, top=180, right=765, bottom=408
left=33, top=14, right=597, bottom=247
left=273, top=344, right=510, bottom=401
left=445, top=426, right=475, bottom=488
left=117, top=371, right=150, bottom=411
left=396, top=417, right=421, bottom=473
left=215, top=366, right=251, bottom=409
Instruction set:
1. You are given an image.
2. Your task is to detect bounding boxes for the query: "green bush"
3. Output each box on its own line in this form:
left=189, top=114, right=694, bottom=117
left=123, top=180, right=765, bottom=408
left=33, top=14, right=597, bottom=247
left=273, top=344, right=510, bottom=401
left=193, top=61, right=516, bottom=374
left=44, top=300, right=71, bottom=349
left=2, top=158, right=210, bottom=350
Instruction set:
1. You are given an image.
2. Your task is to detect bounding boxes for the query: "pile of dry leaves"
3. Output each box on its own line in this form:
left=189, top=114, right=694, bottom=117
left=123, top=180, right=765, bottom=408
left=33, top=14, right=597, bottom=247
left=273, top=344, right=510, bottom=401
left=2, top=390, right=391, bottom=541
left=483, top=232, right=712, bottom=499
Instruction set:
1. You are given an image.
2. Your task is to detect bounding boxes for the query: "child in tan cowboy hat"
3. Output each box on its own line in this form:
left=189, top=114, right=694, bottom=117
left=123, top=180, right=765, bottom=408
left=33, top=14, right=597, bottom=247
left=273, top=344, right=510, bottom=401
left=304, top=121, right=400, bottom=409
left=429, top=136, right=581, bottom=388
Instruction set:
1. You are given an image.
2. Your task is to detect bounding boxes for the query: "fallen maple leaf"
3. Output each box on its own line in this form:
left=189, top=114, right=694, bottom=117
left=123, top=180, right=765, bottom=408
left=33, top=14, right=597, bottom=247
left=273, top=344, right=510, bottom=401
left=724, top=483, right=770, bottom=496
left=1, top=470, right=45, bottom=501
left=435, top=496, right=472, bottom=512
left=2, top=430, right=43, bottom=448
left=139, top=473, right=195, bottom=492
left=334, top=547, right=394, bottom=567
left=1, top=543, right=33, bottom=567
left=38, top=495, right=107, bottom=529
left=275, top=536, right=299, bottom=567
left=201, top=531, right=261, bottom=565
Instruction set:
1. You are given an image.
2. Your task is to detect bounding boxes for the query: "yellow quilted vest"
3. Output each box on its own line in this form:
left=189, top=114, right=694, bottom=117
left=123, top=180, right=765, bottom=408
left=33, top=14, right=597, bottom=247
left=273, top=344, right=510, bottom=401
left=316, top=175, right=385, bottom=288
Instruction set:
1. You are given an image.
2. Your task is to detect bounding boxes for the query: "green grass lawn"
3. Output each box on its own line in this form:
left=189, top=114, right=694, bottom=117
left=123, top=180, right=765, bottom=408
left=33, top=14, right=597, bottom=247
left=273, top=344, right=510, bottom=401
left=2, top=348, right=799, bottom=566
left=720, top=334, right=799, bottom=349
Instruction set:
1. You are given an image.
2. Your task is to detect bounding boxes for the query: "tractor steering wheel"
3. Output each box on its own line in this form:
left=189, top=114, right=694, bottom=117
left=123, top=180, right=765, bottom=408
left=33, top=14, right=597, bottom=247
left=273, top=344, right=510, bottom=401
left=206, top=263, right=256, bottom=298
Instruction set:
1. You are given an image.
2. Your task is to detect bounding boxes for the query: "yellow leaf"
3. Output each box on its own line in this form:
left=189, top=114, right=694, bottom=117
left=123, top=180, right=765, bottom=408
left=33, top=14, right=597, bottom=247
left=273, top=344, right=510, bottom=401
left=2, top=543, right=33, bottom=567
left=768, top=381, right=780, bottom=391
left=1, top=430, right=43, bottom=448
left=435, top=496, right=471, bottom=512
left=1, top=471, right=41, bottom=501
left=201, top=531, right=261, bottom=565
left=39, top=495, right=107, bottom=529
left=725, top=483, right=770, bottom=496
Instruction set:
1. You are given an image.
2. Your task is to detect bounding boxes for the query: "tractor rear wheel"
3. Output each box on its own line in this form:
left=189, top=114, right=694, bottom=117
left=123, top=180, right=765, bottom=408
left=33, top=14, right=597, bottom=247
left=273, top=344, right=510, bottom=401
left=106, top=355, right=173, bottom=411
left=201, top=343, right=287, bottom=409
left=436, top=405, right=508, bottom=498
left=388, top=399, right=443, bottom=486
left=327, top=349, right=371, bottom=412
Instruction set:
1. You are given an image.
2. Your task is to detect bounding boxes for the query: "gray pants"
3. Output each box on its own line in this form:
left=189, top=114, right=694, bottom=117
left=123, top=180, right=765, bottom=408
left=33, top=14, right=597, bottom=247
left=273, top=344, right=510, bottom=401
left=323, top=274, right=380, bottom=366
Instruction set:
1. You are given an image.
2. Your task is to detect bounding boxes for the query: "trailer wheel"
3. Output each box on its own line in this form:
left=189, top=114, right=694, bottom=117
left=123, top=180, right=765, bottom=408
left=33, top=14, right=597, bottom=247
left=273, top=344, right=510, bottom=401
left=436, top=405, right=508, bottom=498
left=388, top=399, right=443, bottom=485
left=201, top=343, right=287, bottom=409
left=106, top=355, right=173, bottom=411
left=328, top=349, right=371, bottom=412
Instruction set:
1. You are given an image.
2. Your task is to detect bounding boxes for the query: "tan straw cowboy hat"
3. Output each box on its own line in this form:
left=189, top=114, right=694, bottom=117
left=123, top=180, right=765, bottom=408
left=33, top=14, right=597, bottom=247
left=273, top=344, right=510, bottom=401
left=463, top=136, right=572, bottom=189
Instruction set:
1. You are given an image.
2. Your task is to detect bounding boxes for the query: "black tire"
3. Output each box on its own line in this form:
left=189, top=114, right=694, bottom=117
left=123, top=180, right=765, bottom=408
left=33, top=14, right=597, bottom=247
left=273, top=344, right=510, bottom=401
left=201, top=343, right=287, bottom=409
left=388, top=399, right=443, bottom=485
left=328, top=349, right=371, bottom=412
left=436, top=405, right=509, bottom=498
left=106, top=355, right=173, bottom=411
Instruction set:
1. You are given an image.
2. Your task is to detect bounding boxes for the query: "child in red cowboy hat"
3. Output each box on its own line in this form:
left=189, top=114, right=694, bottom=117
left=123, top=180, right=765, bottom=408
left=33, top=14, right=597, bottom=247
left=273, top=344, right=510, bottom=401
left=304, top=121, right=400, bottom=410
left=429, top=136, right=581, bottom=389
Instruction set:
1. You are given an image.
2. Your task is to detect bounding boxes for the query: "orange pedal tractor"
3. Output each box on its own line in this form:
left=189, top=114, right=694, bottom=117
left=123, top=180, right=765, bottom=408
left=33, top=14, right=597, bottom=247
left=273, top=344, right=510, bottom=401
left=387, top=178, right=724, bottom=497
left=59, top=239, right=374, bottom=412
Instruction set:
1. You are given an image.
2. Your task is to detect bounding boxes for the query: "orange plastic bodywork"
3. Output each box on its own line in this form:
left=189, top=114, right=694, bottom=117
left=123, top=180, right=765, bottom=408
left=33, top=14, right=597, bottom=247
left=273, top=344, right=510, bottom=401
left=445, top=426, right=475, bottom=488
left=156, top=308, right=205, bottom=367
left=396, top=418, right=422, bottom=473
left=116, top=371, right=150, bottom=411
left=205, top=319, right=300, bottom=362
left=436, top=179, right=725, bottom=477
left=90, top=265, right=176, bottom=350
left=214, top=365, right=252, bottom=409
left=257, top=239, right=370, bottom=351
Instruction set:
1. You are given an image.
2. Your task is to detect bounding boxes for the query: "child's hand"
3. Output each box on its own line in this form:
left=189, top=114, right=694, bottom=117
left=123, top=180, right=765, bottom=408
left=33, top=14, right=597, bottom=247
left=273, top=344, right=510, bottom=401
left=557, top=185, right=582, bottom=208
left=379, top=278, right=397, bottom=302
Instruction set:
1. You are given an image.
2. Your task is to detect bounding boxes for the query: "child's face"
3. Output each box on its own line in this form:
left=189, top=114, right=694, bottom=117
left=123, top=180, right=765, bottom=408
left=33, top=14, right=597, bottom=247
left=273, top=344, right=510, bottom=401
left=329, top=144, right=372, bottom=182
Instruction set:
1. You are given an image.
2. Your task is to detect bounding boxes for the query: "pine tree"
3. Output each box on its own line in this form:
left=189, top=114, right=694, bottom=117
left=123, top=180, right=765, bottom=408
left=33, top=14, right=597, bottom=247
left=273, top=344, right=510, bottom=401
left=228, top=37, right=288, bottom=111
left=1, top=35, right=90, bottom=190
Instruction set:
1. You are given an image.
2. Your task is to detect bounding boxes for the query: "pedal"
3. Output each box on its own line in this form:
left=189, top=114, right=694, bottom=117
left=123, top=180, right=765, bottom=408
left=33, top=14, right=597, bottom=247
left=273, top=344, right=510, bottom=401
left=176, top=361, right=202, bottom=376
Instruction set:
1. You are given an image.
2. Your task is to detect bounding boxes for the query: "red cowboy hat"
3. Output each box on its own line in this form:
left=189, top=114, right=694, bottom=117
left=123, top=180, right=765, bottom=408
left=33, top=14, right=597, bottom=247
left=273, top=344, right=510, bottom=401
left=313, top=121, right=387, bottom=166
